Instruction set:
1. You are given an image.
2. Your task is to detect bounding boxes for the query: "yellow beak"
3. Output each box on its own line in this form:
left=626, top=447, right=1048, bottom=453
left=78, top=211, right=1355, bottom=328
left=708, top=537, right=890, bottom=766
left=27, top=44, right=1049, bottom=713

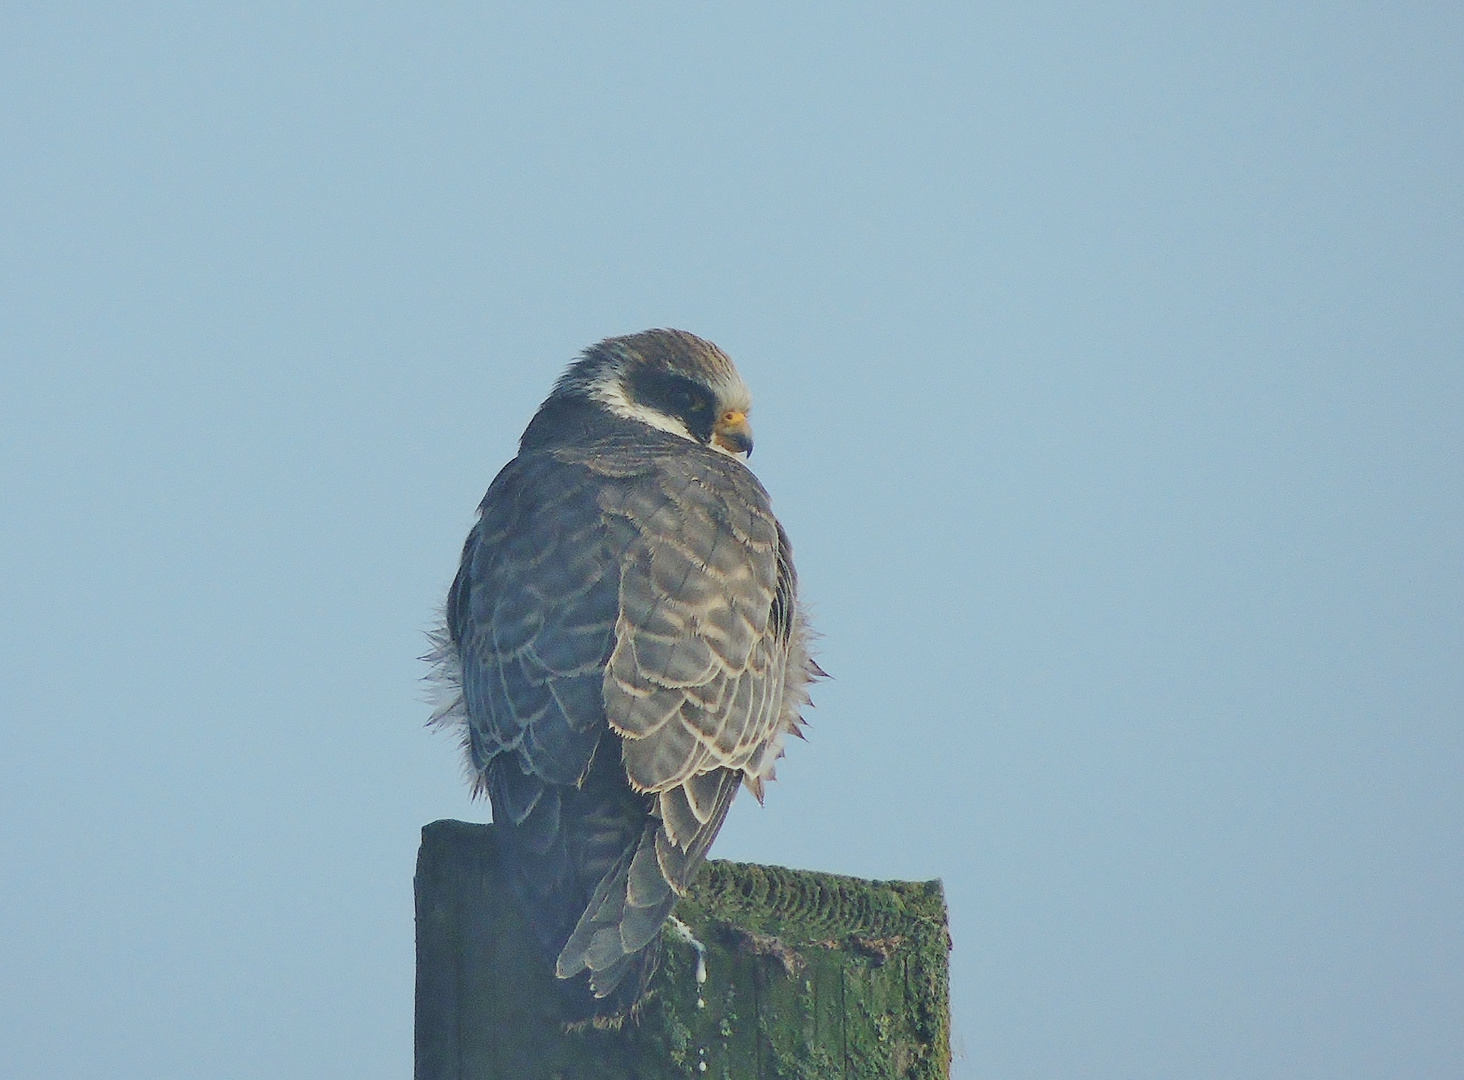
left=712, top=410, right=753, bottom=456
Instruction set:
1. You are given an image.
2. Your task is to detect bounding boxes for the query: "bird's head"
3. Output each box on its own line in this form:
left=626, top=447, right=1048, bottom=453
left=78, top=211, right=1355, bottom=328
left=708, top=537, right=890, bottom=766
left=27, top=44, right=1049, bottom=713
left=551, top=329, right=755, bottom=458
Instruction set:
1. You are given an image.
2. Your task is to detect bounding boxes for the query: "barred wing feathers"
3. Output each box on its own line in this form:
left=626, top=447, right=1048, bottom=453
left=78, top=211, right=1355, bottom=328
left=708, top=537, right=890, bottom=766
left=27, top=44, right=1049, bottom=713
left=441, top=434, right=815, bottom=1008
left=447, top=449, right=617, bottom=795
left=555, top=440, right=815, bottom=995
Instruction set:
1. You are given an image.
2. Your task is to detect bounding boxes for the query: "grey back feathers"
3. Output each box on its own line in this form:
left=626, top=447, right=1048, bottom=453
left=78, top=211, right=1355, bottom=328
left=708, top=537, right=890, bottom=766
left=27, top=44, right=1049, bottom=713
left=431, top=329, right=818, bottom=1018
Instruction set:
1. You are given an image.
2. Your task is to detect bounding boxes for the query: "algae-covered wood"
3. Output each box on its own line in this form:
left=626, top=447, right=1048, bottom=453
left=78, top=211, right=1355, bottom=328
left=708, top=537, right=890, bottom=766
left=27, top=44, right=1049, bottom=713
left=415, top=819, right=951, bottom=1080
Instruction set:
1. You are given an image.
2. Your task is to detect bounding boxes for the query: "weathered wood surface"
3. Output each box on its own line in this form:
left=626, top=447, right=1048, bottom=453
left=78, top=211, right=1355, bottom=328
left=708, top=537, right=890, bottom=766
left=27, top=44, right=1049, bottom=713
left=415, top=819, right=951, bottom=1080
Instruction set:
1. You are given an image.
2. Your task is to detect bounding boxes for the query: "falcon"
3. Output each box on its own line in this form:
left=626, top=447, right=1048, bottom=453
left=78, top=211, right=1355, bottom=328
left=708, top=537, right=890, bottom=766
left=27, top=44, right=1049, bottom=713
left=429, top=329, right=819, bottom=1019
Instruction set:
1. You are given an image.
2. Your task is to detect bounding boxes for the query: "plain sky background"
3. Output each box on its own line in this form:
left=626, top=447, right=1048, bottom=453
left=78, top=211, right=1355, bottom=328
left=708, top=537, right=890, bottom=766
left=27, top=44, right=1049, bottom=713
left=2, top=4, right=1460, bottom=1078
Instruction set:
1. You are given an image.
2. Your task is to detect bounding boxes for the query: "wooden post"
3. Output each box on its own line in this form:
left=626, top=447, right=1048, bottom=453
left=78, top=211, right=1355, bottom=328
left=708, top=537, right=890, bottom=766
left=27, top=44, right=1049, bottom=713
left=416, top=819, right=951, bottom=1079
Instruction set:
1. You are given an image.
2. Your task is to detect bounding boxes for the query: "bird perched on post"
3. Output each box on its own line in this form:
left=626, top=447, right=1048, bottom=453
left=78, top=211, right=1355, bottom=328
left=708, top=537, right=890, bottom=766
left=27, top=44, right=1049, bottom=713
left=429, top=329, right=820, bottom=1020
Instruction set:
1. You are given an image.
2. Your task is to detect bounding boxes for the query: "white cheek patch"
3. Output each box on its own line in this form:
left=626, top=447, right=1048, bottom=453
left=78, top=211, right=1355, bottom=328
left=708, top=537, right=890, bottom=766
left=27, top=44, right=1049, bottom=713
left=587, top=366, right=701, bottom=444
left=583, top=357, right=754, bottom=460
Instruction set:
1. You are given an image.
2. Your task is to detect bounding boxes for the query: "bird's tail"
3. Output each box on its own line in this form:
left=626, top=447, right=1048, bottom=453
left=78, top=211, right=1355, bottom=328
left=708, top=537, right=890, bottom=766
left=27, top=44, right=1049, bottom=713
left=552, top=766, right=742, bottom=1017
left=497, top=750, right=741, bottom=1021
left=493, top=746, right=671, bottom=1021
left=554, top=821, right=680, bottom=1009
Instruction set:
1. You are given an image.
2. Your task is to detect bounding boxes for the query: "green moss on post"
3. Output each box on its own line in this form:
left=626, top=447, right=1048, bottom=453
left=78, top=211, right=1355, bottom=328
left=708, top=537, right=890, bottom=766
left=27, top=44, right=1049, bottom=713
left=416, top=820, right=951, bottom=1079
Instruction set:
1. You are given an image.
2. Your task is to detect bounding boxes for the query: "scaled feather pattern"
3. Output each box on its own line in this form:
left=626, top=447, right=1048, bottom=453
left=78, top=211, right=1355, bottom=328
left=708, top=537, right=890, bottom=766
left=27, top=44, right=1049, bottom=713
left=429, top=329, right=819, bottom=1019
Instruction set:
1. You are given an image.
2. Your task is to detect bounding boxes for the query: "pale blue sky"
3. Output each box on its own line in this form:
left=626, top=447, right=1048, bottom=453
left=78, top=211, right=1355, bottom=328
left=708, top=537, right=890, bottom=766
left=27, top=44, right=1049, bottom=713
left=3, top=4, right=1460, bottom=1078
